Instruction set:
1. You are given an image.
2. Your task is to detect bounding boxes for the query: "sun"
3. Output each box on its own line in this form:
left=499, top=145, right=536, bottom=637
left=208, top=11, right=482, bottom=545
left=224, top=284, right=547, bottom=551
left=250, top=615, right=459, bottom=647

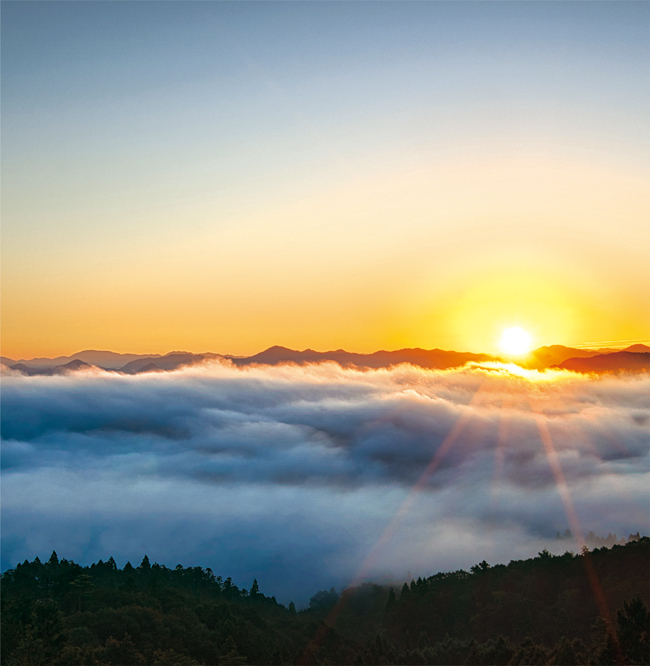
left=500, top=327, right=532, bottom=356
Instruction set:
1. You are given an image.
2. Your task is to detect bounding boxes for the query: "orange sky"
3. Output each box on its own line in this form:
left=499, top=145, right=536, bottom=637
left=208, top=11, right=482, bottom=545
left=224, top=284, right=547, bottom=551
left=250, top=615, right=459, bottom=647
left=3, top=153, right=648, bottom=359
left=2, top=3, right=649, bottom=360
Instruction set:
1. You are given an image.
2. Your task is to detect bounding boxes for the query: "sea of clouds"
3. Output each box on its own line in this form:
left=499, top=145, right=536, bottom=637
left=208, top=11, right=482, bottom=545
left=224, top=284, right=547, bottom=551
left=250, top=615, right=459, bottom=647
left=1, top=360, right=648, bottom=605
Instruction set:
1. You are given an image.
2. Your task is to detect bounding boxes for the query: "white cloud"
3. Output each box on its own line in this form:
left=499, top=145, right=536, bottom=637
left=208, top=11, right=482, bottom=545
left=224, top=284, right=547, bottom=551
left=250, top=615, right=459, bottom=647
left=1, top=361, right=648, bottom=604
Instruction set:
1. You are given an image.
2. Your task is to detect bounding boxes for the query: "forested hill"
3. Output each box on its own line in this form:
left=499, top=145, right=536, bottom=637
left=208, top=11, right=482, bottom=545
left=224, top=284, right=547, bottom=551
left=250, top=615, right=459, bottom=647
left=1, top=539, right=649, bottom=665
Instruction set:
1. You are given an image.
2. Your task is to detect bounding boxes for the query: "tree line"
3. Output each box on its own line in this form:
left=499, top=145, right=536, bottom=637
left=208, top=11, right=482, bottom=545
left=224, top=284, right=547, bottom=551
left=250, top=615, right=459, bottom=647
left=1, top=538, right=648, bottom=665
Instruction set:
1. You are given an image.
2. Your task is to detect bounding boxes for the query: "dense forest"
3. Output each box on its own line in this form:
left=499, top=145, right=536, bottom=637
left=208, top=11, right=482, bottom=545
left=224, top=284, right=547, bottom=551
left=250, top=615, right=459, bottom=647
left=1, top=538, right=648, bottom=665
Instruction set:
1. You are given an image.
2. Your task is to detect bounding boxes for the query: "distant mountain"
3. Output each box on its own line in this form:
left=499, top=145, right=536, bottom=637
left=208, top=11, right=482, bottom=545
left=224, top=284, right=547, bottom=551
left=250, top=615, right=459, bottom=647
left=136, top=362, right=163, bottom=373
left=622, top=343, right=650, bottom=353
left=579, top=344, right=650, bottom=355
left=555, top=351, right=650, bottom=374
left=119, top=352, right=222, bottom=374
left=50, top=359, right=93, bottom=374
left=8, top=343, right=649, bottom=377
left=7, top=363, right=43, bottom=376
left=522, top=345, right=601, bottom=370
left=9, top=359, right=94, bottom=376
left=232, top=345, right=499, bottom=370
left=10, top=350, right=160, bottom=369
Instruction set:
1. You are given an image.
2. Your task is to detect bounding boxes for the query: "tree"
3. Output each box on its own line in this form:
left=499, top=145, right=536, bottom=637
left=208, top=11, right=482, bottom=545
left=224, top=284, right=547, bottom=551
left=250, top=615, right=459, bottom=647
left=308, top=587, right=338, bottom=612
left=102, top=634, right=143, bottom=665
left=139, top=554, right=151, bottom=570
left=385, top=587, right=396, bottom=611
left=220, top=636, right=247, bottom=665
left=470, top=560, right=491, bottom=574
left=70, top=574, right=93, bottom=613
left=617, top=597, right=650, bottom=665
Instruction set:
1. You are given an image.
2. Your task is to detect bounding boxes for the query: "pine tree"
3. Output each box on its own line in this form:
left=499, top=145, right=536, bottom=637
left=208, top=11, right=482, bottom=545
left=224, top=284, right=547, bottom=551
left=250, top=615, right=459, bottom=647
left=616, top=597, right=650, bottom=665
left=220, top=636, right=247, bottom=665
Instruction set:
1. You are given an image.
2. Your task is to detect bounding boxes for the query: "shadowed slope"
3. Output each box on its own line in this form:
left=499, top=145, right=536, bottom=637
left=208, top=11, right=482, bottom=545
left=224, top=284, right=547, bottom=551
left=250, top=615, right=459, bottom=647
left=233, top=346, right=499, bottom=370
left=556, top=351, right=650, bottom=374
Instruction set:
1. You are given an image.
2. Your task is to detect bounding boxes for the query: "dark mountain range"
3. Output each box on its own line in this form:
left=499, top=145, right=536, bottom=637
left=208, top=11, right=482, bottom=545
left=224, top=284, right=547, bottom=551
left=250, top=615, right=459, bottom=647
left=4, top=350, right=160, bottom=369
left=622, top=343, right=650, bottom=353
left=5, top=344, right=650, bottom=377
left=555, top=351, right=650, bottom=374
left=523, top=344, right=650, bottom=370
left=7, top=359, right=93, bottom=376
left=5, top=347, right=500, bottom=376
left=118, top=352, right=222, bottom=374
left=134, top=362, right=163, bottom=373
left=232, top=345, right=499, bottom=370
left=522, top=345, right=602, bottom=370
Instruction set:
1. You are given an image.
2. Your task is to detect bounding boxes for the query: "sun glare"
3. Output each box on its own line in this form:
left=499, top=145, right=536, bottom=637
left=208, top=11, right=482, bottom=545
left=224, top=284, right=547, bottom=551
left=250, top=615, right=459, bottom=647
left=500, top=327, right=532, bottom=356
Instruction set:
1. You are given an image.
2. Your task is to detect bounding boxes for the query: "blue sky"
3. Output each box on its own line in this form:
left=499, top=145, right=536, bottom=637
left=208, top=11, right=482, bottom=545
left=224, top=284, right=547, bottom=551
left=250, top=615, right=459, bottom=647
left=2, top=1, right=649, bottom=356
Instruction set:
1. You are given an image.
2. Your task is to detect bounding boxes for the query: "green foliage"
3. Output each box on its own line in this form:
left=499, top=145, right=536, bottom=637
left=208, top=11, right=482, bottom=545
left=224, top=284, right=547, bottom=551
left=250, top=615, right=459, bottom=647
left=1, top=538, right=648, bottom=665
left=616, top=596, right=650, bottom=665
left=308, top=587, right=338, bottom=612
left=385, top=587, right=396, bottom=612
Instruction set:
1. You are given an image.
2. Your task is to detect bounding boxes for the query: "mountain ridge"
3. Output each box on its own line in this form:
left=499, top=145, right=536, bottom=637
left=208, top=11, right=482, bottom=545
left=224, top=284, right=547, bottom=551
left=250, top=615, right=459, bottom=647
left=4, top=344, right=649, bottom=376
left=554, top=351, right=650, bottom=374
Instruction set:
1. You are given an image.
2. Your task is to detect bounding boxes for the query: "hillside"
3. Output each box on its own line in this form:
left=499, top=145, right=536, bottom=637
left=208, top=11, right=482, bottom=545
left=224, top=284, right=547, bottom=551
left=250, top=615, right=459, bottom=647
left=2, top=539, right=648, bottom=665
left=556, top=351, right=650, bottom=374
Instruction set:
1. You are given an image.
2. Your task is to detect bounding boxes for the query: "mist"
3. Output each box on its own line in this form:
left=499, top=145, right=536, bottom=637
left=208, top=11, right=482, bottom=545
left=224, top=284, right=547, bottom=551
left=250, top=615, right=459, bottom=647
left=2, top=360, right=648, bottom=605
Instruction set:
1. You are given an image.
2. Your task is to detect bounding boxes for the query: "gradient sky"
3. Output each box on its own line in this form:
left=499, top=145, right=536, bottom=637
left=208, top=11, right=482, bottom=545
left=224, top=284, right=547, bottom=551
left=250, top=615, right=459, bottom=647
left=2, top=1, right=649, bottom=359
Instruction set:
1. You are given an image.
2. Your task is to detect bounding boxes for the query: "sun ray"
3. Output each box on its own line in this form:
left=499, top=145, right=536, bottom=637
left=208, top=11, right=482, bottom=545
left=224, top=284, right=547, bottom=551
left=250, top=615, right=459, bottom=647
left=530, top=403, right=623, bottom=658
left=483, top=396, right=514, bottom=562
left=297, top=382, right=486, bottom=663
left=567, top=418, right=650, bottom=517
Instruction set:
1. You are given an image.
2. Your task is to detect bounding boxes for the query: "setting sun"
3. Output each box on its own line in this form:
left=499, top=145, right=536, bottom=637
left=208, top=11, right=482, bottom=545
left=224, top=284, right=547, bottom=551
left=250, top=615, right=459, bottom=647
left=500, top=327, right=532, bottom=356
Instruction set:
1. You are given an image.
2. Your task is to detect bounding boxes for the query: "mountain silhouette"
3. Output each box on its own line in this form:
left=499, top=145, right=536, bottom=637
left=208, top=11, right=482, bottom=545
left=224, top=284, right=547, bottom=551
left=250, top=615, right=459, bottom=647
left=119, top=352, right=221, bottom=374
left=6, top=344, right=650, bottom=376
left=8, top=359, right=93, bottom=376
left=555, top=351, right=650, bottom=374
left=6, top=350, right=160, bottom=369
left=135, top=362, right=163, bottom=373
left=622, top=343, right=650, bottom=353
left=232, top=346, right=499, bottom=370
left=523, top=345, right=601, bottom=370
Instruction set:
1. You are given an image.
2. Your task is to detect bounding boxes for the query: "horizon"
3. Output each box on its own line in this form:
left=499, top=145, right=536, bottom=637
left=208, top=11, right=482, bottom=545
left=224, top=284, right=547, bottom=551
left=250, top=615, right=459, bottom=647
left=3, top=350, right=649, bottom=603
left=2, top=1, right=649, bottom=359
left=4, top=337, right=650, bottom=364
left=2, top=0, right=649, bottom=633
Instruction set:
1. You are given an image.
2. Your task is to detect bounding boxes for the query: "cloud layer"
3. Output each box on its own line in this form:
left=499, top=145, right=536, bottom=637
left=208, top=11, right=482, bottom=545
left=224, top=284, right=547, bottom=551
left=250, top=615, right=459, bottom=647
left=2, top=361, right=648, bottom=604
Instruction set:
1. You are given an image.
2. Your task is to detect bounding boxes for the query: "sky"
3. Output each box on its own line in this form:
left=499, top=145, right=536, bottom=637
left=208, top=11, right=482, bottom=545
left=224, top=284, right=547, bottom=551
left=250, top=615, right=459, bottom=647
left=2, top=1, right=649, bottom=358
left=2, top=361, right=649, bottom=604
